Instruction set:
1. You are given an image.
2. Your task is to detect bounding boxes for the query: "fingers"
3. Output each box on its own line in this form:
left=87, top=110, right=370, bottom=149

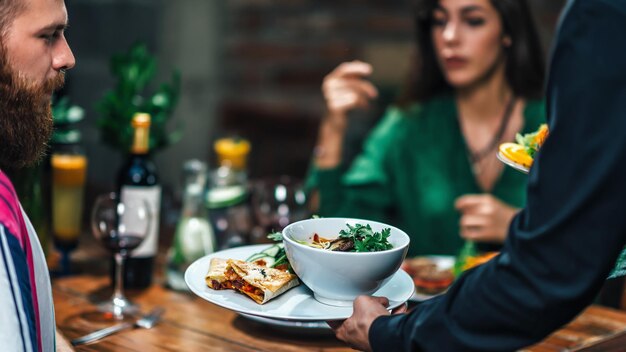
left=324, top=78, right=378, bottom=100
left=331, top=60, right=374, bottom=78
left=323, top=61, right=378, bottom=114
left=391, top=302, right=408, bottom=315
left=454, top=194, right=487, bottom=211
left=326, top=85, right=375, bottom=112
left=459, top=214, right=488, bottom=229
left=359, top=295, right=390, bottom=307
left=460, top=224, right=485, bottom=241
left=459, top=214, right=489, bottom=241
left=326, top=319, right=344, bottom=330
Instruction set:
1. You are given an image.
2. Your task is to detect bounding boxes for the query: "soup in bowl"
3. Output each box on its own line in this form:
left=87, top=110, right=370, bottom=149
left=282, top=217, right=410, bottom=306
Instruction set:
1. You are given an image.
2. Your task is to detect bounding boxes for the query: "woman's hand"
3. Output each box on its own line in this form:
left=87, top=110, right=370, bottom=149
left=314, top=61, right=378, bottom=169
left=454, top=194, right=519, bottom=243
left=322, top=60, right=378, bottom=123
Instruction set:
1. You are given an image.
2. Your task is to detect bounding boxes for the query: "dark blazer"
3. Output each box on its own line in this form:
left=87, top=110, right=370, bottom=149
left=369, top=0, right=626, bottom=350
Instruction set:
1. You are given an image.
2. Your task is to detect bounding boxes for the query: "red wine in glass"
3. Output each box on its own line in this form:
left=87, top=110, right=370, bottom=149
left=101, top=232, right=144, bottom=253
left=91, top=192, right=151, bottom=320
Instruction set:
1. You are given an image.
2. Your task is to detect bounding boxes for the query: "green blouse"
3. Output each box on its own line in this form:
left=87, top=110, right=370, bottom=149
left=308, top=95, right=546, bottom=256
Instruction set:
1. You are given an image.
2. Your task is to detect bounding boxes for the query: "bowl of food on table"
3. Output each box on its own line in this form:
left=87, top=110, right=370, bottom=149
left=281, top=217, right=410, bottom=306
left=402, top=256, right=455, bottom=297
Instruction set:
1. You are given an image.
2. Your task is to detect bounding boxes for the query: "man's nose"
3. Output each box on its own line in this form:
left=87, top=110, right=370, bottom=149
left=52, top=35, right=75, bottom=71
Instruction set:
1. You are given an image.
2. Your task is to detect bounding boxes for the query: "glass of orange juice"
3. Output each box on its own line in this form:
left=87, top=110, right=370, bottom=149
left=51, top=149, right=87, bottom=274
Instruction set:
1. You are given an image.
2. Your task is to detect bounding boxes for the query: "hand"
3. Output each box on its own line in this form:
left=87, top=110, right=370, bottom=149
left=327, top=296, right=407, bottom=352
left=56, top=329, right=74, bottom=352
left=455, top=194, right=519, bottom=243
left=322, top=60, right=378, bottom=119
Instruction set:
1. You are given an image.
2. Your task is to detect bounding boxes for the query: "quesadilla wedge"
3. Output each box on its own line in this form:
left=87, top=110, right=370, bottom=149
left=205, top=258, right=233, bottom=290
left=227, top=259, right=299, bottom=304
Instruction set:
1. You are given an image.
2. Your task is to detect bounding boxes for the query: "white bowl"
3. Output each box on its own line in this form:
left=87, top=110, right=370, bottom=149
left=282, top=218, right=410, bottom=306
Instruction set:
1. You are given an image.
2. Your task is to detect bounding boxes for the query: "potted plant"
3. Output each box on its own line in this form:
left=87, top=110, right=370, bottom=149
left=97, top=42, right=182, bottom=153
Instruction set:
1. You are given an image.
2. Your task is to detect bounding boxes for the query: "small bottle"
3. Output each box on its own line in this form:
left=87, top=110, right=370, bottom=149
left=205, top=137, right=252, bottom=249
left=166, top=160, right=215, bottom=291
left=115, top=112, right=161, bottom=289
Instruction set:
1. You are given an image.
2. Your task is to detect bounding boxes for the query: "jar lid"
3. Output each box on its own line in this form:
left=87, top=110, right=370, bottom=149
left=214, top=137, right=250, bottom=170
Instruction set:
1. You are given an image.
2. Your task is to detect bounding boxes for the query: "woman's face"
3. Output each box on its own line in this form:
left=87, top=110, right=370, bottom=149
left=431, top=0, right=509, bottom=89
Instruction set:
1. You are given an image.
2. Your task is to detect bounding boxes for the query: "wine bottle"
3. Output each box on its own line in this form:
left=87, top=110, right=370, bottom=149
left=115, top=112, right=161, bottom=289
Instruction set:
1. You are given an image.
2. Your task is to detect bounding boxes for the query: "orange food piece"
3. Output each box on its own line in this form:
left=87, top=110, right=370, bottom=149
left=462, top=252, right=499, bottom=271
left=499, top=143, right=533, bottom=168
left=533, top=124, right=549, bottom=147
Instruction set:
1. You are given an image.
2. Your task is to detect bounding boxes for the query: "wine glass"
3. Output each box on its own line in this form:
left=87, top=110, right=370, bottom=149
left=91, top=192, right=151, bottom=319
left=250, top=176, right=309, bottom=242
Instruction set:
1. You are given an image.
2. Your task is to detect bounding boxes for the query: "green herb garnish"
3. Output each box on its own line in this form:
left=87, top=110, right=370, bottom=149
left=267, top=231, right=283, bottom=242
left=338, top=224, right=393, bottom=252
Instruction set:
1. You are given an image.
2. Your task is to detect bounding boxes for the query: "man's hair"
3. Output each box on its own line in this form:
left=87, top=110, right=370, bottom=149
left=0, top=0, right=25, bottom=38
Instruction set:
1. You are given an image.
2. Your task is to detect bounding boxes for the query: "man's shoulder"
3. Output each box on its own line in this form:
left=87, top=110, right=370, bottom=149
left=0, top=171, right=24, bottom=244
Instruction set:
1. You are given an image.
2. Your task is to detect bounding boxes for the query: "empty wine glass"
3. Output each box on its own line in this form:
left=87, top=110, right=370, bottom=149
left=250, top=176, right=309, bottom=242
left=91, top=193, right=151, bottom=319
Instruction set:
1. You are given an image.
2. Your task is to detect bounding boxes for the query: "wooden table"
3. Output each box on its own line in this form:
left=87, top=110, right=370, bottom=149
left=53, top=275, right=626, bottom=352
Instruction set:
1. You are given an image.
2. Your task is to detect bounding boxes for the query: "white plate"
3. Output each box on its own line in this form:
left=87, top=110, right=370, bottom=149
left=497, top=150, right=530, bottom=174
left=185, top=244, right=415, bottom=321
left=409, top=255, right=455, bottom=302
left=239, top=313, right=331, bottom=335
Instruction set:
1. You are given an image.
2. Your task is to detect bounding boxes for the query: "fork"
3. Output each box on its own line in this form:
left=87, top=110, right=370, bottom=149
left=71, top=307, right=164, bottom=346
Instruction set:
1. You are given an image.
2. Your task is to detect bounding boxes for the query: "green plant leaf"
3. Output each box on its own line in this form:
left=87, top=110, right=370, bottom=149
left=96, top=42, right=181, bottom=153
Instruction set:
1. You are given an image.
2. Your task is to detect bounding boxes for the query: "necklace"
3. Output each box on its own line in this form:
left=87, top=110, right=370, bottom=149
left=464, top=97, right=516, bottom=175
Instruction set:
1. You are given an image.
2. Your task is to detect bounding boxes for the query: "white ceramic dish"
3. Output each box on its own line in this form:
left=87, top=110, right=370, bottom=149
left=185, top=245, right=415, bottom=321
left=282, top=218, right=410, bottom=307
left=497, top=150, right=530, bottom=174
left=409, top=255, right=455, bottom=302
left=239, top=313, right=331, bottom=335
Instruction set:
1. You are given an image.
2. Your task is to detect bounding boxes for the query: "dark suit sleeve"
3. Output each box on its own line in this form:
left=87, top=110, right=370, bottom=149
left=369, top=1, right=626, bottom=350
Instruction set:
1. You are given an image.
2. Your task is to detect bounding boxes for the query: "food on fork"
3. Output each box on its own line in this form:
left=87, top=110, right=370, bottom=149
left=499, top=123, right=549, bottom=168
left=205, top=258, right=299, bottom=304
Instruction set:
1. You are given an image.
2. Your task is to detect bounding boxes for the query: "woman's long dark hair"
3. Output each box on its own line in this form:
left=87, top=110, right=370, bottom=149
left=397, top=0, right=545, bottom=106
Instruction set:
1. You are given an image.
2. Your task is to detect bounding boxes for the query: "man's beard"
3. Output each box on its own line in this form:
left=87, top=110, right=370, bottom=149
left=0, top=52, right=65, bottom=171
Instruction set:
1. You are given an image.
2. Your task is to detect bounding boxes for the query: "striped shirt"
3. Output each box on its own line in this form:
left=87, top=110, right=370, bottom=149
left=0, top=169, right=55, bottom=352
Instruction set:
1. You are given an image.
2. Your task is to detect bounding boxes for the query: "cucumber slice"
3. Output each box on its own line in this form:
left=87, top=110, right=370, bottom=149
left=246, top=254, right=276, bottom=267
left=262, top=256, right=276, bottom=267
left=261, top=245, right=281, bottom=257
left=246, top=253, right=267, bottom=262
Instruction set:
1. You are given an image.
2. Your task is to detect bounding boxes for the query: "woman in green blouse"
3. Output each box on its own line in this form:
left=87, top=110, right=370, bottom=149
left=308, top=0, right=546, bottom=256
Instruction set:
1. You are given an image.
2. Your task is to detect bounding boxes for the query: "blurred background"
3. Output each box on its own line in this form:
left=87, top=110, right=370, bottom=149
left=28, top=0, right=569, bottom=278
left=63, top=0, right=566, bottom=193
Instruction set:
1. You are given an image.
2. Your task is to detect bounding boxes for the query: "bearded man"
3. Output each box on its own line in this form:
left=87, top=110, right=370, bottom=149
left=0, top=0, right=75, bottom=351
